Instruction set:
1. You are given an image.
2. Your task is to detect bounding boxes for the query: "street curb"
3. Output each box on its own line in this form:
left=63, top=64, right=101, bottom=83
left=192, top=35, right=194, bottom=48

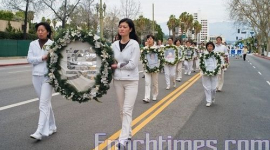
left=0, top=63, right=29, bottom=67
left=253, top=54, right=270, bottom=60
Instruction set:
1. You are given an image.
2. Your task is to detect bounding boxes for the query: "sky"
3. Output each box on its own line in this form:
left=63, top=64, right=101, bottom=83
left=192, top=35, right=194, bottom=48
left=103, top=0, right=231, bottom=23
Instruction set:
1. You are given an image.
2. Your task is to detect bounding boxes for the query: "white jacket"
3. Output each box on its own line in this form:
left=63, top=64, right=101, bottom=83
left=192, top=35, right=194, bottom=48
left=27, top=39, right=54, bottom=76
left=111, top=39, right=140, bottom=80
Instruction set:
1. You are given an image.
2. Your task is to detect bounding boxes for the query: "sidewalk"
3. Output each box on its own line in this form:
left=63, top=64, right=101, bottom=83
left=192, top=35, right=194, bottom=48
left=253, top=53, right=270, bottom=60
left=0, top=57, right=29, bottom=67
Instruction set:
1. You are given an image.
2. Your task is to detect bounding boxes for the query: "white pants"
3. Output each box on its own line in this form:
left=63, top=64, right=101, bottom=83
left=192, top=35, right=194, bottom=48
left=144, top=72, right=158, bottom=100
left=217, top=70, right=224, bottom=90
left=202, top=75, right=218, bottom=103
left=32, top=76, right=56, bottom=136
left=193, top=59, right=199, bottom=71
left=176, top=61, right=183, bottom=80
left=114, top=80, right=138, bottom=144
left=164, top=65, right=176, bottom=86
left=184, top=60, right=193, bottom=74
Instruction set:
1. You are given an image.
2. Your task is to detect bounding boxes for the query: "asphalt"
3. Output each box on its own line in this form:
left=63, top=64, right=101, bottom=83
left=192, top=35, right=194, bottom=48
left=0, top=54, right=269, bottom=150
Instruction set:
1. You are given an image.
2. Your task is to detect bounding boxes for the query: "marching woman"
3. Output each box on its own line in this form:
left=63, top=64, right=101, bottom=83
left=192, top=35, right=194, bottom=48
left=175, top=39, right=184, bottom=82
left=111, top=18, right=140, bottom=149
left=141, top=35, right=162, bottom=103
left=200, top=42, right=222, bottom=107
left=192, top=42, right=199, bottom=72
left=28, top=22, right=56, bottom=140
left=214, top=36, right=228, bottom=92
left=164, top=37, right=177, bottom=90
left=183, top=40, right=195, bottom=75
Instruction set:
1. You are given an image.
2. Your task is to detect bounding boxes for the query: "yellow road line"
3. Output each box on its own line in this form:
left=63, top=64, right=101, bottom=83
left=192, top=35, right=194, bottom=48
left=94, top=73, right=200, bottom=150
left=110, top=74, right=201, bottom=150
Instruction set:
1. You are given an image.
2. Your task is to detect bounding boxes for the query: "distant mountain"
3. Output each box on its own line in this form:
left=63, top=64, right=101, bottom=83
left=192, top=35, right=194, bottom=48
left=159, top=21, right=239, bottom=42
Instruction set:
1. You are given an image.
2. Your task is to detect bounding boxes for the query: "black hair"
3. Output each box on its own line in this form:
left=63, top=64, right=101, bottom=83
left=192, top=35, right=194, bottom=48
left=216, top=36, right=222, bottom=41
left=186, top=39, right=193, bottom=44
left=206, top=41, right=215, bottom=50
left=117, top=18, right=139, bottom=42
left=174, top=39, right=182, bottom=45
left=192, top=42, right=197, bottom=46
left=35, top=22, right=52, bottom=39
left=167, top=37, right=173, bottom=41
left=146, top=34, right=155, bottom=40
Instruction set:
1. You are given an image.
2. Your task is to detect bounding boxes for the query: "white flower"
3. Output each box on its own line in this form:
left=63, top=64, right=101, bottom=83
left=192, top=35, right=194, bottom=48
left=94, top=35, right=100, bottom=41
left=95, top=41, right=101, bottom=48
left=88, top=32, right=93, bottom=36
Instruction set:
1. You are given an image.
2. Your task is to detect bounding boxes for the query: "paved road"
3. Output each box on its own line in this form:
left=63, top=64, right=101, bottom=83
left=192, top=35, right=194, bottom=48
left=173, top=54, right=270, bottom=150
left=0, top=55, right=269, bottom=150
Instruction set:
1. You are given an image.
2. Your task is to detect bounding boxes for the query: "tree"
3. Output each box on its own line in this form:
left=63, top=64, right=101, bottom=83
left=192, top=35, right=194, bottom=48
left=103, top=7, right=120, bottom=42
left=193, top=20, right=202, bottom=41
left=167, top=15, right=179, bottom=40
left=134, top=15, right=164, bottom=43
left=41, top=0, right=81, bottom=28
left=3, top=0, right=41, bottom=39
left=179, top=12, right=194, bottom=37
left=0, top=10, right=14, bottom=21
left=228, top=0, right=270, bottom=55
left=120, top=0, right=141, bottom=19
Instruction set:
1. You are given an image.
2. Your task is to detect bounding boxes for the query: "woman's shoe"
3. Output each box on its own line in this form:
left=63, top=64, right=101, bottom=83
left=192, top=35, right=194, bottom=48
left=30, top=132, right=42, bottom=140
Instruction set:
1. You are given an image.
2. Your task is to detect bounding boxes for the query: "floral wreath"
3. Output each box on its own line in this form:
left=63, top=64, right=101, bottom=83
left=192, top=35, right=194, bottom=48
left=46, top=29, right=114, bottom=103
left=163, top=45, right=178, bottom=65
left=183, top=46, right=195, bottom=61
left=140, top=46, right=164, bottom=73
left=176, top=46, right=184, bottom=61
left=199, top=51, right=222, bottom=76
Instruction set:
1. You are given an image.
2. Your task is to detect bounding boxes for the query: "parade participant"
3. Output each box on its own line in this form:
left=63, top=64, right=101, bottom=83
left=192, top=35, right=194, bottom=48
left=200, top=42, right=221, bottom=107
left=183, top=40, right=195, bottom=75
left=110, top=18, right=140, bottom=149
left=192, top=42, right=199, bottom=72
left=142, top=41, right=148, bottom=78
left=243, top=46, right=248, bottom=61
left=174, top=39, right=184, bottom=82
left=27, top=22, right=57, bottom=140
left=157, top=39, right=164, bottom=48
left=214, top=36, right=228, bottom=92
left=164, top=37, right=177, bottom=90
left=141, top=35, right=161, bottom=103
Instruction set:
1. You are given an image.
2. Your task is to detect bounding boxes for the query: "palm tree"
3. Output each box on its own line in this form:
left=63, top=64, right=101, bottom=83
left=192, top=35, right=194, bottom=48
left=193, top=20, right=202, bottom=42
left=167, top=14, right=179, bottom=40
left=179, top=12, right=194, bottom=37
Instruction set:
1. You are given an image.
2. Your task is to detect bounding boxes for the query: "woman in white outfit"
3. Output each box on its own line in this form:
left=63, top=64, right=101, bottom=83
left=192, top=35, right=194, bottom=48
left=164, top=37, right=177, bottom=90
left=200, top=42, right=220, bottom=107
left=175, top=39, right=184, bottom=82
left=28, top=22, right=56, bottom=140
left=142, top=35, right=159, bottom=103
left=110, top=18, right=140, bottom=149
left=183, top=40, right=195, bottom=75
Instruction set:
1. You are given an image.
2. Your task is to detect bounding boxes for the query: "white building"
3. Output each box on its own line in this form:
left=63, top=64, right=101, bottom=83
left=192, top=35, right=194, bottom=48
left=193, top=10, right=209, bottom=44
left=209, top=35, right=226, bottom=44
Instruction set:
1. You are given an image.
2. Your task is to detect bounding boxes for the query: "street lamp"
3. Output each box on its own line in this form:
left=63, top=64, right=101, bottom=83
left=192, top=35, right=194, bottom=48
left=96, top=0, right=106, bottom=39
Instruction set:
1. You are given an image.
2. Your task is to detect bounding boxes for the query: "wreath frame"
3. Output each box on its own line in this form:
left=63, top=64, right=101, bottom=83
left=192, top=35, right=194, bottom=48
left=46, top=29, right=114, bottom=103
left=176, top=46, right=184, bottom=61
left=140, top=46, right=164, bottom=73
left=163, top=45, right=179, bottom=65
left=199, top=51, right=222, bottom=76
left=183, top=46, right=195, bottom=61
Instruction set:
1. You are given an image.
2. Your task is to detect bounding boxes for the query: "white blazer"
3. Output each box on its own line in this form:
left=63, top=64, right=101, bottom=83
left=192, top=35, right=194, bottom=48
left=27, top=39, right=54, bottom=76
left=111, top=39, right=140, bottom=80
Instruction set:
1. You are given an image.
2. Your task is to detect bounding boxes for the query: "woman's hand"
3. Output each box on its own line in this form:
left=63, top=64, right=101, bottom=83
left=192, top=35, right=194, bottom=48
left=42, top=55, right=48, bottom=61
left=111, top=64, right=118, bottom=69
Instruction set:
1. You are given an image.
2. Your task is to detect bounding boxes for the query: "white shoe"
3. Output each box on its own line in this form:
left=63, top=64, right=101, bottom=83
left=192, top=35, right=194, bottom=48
left=49, top=129, right=57, bottom=136
left=184, top=72, right=187, bottom=75
left=166, top=86, right=170, bottom=90
left=143, top=98, right=150, bottom=103
left=173, top=82, right=176, bottom=88
left=188, top=72, right=191, bottom=75
left=152, top=97, right=157, bottom=101
left=212, top=99, right=215, bottom=103
left=30, top=132, right=42, bottom=140
left=206, top=102, right=212, bottom=107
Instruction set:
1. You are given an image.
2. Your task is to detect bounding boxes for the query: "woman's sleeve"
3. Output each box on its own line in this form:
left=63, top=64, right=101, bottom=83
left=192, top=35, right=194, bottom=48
left=119, top=43, right=140, bottom=70
left=27, top=43, right=43, bottom=65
